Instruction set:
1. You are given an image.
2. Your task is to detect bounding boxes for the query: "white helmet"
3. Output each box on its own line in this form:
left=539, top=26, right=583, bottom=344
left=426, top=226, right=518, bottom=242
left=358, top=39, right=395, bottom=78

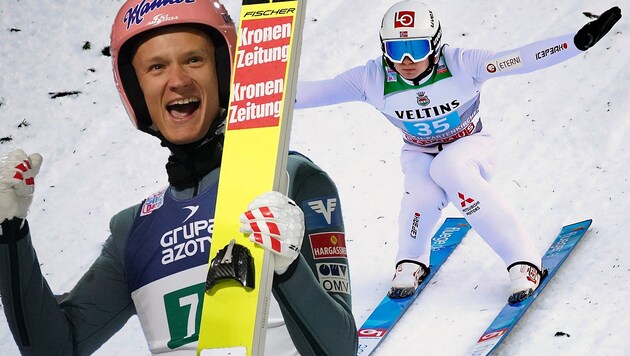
left=379, top=1, right=442, bottom=64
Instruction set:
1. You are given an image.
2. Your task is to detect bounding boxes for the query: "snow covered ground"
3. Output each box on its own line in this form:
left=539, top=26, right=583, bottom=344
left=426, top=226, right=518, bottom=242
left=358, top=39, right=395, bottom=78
left=1, top=0, right=628, bottom=355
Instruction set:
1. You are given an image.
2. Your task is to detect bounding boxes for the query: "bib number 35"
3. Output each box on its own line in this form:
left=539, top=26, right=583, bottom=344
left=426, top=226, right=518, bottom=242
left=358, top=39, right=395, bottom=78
left=402, top=112, right=459, bottom=137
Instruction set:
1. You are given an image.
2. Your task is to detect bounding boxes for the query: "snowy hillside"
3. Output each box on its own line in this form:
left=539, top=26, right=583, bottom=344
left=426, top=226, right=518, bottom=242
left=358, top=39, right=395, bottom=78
left=1, top=0, right=628, bottom=355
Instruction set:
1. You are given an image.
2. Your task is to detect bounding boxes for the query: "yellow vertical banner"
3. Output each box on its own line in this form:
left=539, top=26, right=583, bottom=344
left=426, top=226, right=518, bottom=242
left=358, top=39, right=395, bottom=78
left=198, top=1, right=306, bottom=355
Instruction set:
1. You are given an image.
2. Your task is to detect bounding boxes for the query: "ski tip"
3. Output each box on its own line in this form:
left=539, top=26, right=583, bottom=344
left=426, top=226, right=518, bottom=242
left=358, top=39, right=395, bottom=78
left=443, top=217, right=471, bottom=229
left=564, top=219, right=593, bottom=230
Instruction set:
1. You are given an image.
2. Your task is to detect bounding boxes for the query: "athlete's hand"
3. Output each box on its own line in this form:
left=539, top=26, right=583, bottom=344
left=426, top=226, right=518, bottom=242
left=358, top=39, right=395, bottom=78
left=0, top=149, right=43, bottom=223
left=240, top=191, right=304, bottom=275
left=574, top=6, right=622, bottom=51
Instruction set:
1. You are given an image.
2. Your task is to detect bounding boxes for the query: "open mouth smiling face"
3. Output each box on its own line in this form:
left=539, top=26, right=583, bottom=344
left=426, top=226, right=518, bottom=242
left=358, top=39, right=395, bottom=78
left=166, top=97, right=201, bottom=120
left=132, top=26, right=221, bottom=145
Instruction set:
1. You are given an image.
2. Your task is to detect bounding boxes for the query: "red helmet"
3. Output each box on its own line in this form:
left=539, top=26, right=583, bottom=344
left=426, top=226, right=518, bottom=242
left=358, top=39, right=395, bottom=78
left=110, top=0, right=237, bottom=132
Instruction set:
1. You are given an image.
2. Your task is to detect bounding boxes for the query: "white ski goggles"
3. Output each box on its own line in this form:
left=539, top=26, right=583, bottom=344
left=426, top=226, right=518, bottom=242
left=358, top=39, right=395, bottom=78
left=383, top=38, right=433, bottom=63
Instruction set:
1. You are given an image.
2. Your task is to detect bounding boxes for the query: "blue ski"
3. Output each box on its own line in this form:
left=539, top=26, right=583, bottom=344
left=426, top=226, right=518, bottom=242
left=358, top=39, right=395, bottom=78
left=469, top=219, right=593, bottom=355
left=357, top=217, right=472, bottom=355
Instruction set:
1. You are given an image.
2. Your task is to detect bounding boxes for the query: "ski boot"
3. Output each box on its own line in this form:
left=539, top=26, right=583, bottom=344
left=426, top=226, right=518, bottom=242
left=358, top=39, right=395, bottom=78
left=388, top=260, right=429, bottom=299
left=507, top=261, right=547, bottom=304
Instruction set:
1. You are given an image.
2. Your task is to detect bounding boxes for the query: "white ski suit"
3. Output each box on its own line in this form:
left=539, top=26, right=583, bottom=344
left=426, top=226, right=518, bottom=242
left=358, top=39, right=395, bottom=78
left=295, top=33, right=581, bottom=270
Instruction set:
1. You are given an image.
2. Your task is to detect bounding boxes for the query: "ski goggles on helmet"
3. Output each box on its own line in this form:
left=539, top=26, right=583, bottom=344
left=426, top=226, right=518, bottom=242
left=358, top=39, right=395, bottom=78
left=383, top=38, right=433, bottom=63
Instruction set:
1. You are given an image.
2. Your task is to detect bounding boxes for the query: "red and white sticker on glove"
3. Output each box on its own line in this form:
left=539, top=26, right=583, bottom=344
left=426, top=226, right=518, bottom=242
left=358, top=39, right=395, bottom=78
left=244, top=206, right=284, bottom=253
left=0, top=149, right=43, bottom=222
left=239, top=191, right=304, bottom=273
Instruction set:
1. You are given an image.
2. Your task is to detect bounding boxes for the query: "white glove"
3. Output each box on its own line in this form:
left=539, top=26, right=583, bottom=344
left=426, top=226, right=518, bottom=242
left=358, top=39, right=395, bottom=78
left=0, top=149, right=43, bottom=223
left=240, top=191, right=304, bottom=274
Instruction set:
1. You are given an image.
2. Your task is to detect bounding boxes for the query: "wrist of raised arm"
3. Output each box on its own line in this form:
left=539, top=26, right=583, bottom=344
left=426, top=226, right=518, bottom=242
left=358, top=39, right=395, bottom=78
left=0, top=218, right=29, bottom=244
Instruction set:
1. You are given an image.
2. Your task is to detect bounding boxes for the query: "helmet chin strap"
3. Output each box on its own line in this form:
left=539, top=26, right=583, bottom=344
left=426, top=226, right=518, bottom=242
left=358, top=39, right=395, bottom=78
left=158, top=110, right=227, bottom=189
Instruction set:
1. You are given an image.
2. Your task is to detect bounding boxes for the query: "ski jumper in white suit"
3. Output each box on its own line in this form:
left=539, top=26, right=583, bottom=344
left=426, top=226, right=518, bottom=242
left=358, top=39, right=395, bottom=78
left=295, top=33, right=581, bottom=271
